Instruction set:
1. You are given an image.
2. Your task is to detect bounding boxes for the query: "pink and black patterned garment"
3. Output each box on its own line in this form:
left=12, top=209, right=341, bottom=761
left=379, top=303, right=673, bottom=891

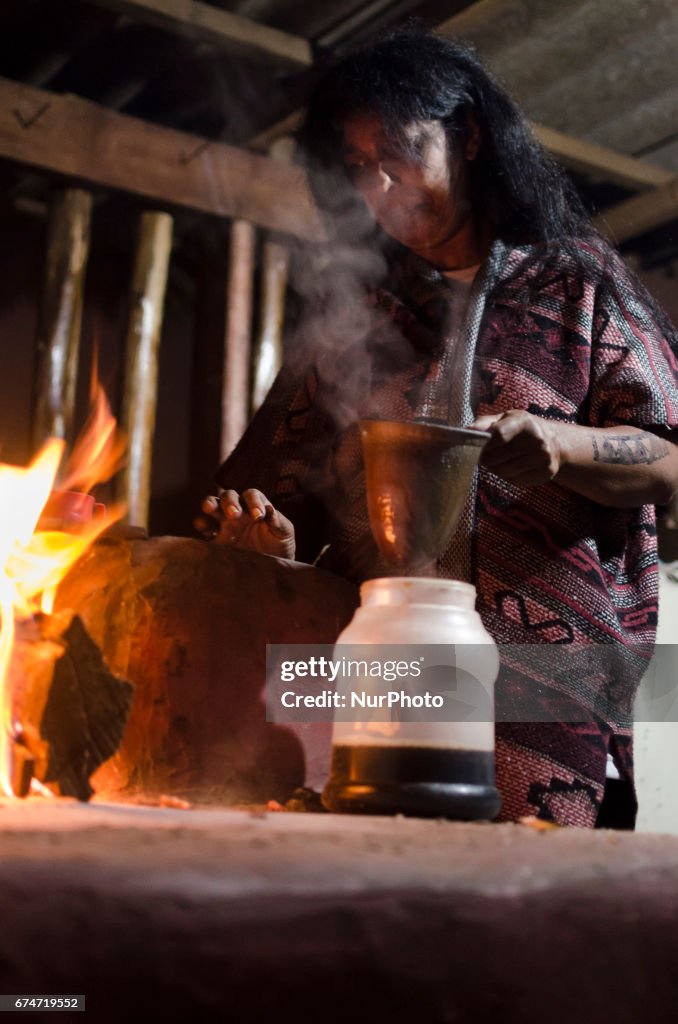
left=216, top=241, right=678, bottom=827
left=469, top=244, right=678, bottom=825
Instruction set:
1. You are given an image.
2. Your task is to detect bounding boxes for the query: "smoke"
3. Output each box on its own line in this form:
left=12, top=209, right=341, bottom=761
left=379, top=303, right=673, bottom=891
left=285, top=189, right=419, bottom=431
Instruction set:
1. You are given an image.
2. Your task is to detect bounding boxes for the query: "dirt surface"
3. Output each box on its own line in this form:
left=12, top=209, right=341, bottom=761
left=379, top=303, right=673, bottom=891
left=1, top=801, right=677, bottom=1023
left=1, top=798, right=677, bottom=894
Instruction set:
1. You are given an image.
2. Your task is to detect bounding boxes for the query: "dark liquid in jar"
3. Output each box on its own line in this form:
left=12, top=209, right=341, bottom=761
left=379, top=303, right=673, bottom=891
left=322, top=743, right=501, bottom=820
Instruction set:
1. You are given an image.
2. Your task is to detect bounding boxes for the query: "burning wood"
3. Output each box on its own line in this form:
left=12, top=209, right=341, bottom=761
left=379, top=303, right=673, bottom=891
left=0, top=372, right=129, bottom=799
left=8, top=611, right=133, bottom=799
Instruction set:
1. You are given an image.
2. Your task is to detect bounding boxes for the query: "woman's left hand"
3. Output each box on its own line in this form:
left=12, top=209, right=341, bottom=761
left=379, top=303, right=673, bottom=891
left=471, top=410, right=562, bottom=486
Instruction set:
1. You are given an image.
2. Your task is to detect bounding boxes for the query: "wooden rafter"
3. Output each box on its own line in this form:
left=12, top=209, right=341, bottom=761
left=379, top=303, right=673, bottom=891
left=435, top=0, right=520, bottom=39
left=594, top=176, right=678, bottom=243
left=0, top=77, right=323, bottom=241
left=533, top=125, right=674, bottom=193
left=318, top=0, right=427, bottom=49
left=84, top=0, right=312, bottom=67
left=249, top=110, right=304, bottom=153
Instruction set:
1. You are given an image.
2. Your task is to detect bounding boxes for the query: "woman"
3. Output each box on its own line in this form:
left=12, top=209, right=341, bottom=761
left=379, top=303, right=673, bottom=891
left=197, top=28, right=678, bottom=827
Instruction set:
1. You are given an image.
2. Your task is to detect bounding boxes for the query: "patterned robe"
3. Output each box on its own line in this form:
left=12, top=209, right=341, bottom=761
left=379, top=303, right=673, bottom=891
left=217, top=240, right=678, bottom=827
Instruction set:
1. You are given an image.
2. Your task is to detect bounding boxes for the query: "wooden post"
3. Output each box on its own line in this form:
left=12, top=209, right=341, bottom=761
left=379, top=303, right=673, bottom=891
left=221, top=219, right=256, bottom=460
left=250, top=138, right=293, bottom=414
left=190, top=230, right=228, bottom=493
left=119, top=211, right=173, bottom=529
left=33, top=189, right=92, bottom=447
left=251, top=237, right=288, bottom=413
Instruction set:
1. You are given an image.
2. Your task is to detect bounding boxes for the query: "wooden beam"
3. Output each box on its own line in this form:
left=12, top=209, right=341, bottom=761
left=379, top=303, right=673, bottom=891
left=85, top=0, right=312, bottom=67
left=119, top=211, right=174, bottom=530
left=33, top=189, right=93, bottom=447
left=0, top=77, right=323, bottom=241
left=435, top=0, right=522, bottom=39
left=533, top=125, right=675, bottom=193
left=594, top=176, right=678, bottom=244
left=318, top=0, right=421, bottom=49
left=249, top=110, right=304, bottom=154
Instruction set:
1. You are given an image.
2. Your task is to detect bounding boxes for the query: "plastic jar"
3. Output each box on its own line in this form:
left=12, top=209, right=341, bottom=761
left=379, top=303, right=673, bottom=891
left=322, top=577, right=501, bottom=820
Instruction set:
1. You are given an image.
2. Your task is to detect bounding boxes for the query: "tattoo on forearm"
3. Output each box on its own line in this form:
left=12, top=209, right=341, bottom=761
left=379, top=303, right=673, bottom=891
left=591, top=432, right=669, bottom=465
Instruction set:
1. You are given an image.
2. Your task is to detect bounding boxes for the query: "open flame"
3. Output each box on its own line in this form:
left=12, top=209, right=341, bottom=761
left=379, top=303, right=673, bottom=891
left=0, top=380, right=125, bottom=796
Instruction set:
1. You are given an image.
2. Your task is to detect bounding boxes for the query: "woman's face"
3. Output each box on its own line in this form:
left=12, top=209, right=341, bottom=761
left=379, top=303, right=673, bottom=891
left=341, top=113, right=478, bottom=264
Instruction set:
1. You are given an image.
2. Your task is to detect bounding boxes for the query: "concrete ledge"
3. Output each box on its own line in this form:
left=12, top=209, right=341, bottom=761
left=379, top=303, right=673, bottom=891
left=1, top=802, right=677, bottom=1022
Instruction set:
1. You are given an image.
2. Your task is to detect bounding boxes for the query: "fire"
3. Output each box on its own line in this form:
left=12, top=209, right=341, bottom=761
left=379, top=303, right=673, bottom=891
left=60, top=365, right=126, bottom=496
left=0, top=382, right=125, bottom=797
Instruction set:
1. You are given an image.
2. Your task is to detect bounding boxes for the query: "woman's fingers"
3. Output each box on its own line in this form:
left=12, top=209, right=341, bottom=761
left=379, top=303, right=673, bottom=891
left=481, top=411, right=533, bottom=449
left=216, top=488, right=269, bottom=521
left=194, top=507, right=221, bottom=538
left=473, top=411, right=561, bottom=484
left=471, top=413, right=503, bottom=433
left=197, top=487, right=295, bottom=558
left=194, top=513, right=214, bottom=534
left=201, top=495, right=221, bottom=516
left=218, top=490, right=243, bottom=519
left=240, top=488, right=268, bottom=520
left=196, top=493, right=233, bottom=538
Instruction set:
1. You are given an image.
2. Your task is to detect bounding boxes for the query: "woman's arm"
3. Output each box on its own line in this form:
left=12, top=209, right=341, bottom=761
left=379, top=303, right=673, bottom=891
left=472, top=410, right=678, bottom=508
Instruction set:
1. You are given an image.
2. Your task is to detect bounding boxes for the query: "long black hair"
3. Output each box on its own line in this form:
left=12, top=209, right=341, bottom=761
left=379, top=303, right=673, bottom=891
left=297, top=27, right=594, bottom=250
left=296, top=26, right=678, bottom=350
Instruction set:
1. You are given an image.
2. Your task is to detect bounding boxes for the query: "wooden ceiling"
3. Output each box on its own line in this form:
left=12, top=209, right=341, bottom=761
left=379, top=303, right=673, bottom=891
left=0, top=0, right=676, bottom=265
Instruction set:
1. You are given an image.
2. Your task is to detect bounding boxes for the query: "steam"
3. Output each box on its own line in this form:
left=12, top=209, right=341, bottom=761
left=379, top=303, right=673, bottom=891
left=285, top=199, right=418, bottom=431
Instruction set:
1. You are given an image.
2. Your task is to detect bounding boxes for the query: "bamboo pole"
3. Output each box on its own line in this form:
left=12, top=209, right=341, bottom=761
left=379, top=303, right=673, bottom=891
left=221, top=218, right=256, bottom=460
left=33, top=188, right=92, bottom=447
left=119, top=211, right=173, bottom=529
left=251, top=238, right=288, bottom=413
left=251, top=138, right=294, bottom=414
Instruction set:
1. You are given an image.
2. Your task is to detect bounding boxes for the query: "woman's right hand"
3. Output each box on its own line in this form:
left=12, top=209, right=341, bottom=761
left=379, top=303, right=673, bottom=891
left=194, top=488, right=296, bottom=560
